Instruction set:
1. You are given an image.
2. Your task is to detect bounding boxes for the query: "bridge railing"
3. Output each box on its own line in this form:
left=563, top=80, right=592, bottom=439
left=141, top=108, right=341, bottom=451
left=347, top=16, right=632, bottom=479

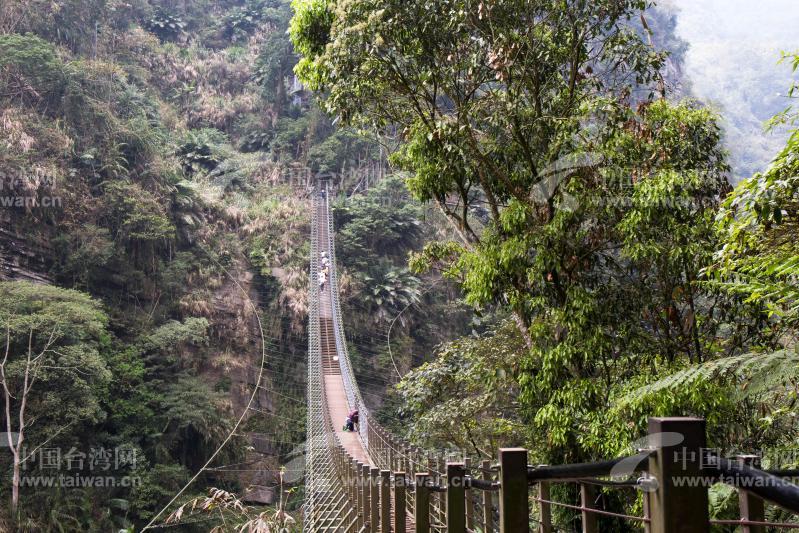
left=355, top=417, right=799, bottom=532
left=306, top=184, right=364, bottom=530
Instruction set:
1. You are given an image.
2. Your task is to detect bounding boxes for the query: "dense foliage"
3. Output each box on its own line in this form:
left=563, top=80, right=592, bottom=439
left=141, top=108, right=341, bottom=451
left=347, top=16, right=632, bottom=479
left=0, top=0, right=467, bottom=528
left=0, top=0, right=353, bottom=529
left=712, top=52, right=799, bottom=330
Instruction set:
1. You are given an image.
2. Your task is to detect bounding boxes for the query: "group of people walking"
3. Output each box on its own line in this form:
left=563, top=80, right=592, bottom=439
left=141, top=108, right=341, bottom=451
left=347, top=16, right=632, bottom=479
left=319, top=251, right=330, bottom=289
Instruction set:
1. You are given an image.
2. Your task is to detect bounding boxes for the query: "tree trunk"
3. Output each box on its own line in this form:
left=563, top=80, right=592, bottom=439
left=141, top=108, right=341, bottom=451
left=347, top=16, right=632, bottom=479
left=513, top=310, right=534, bottom=351
left=11, top=448, right=20, bottom=514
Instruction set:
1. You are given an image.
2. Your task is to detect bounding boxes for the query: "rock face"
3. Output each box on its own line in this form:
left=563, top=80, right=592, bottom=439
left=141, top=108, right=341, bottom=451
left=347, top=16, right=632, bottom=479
left=243, top=484, right=277, bottom=505
left=0, top=213, right=53, bottom=283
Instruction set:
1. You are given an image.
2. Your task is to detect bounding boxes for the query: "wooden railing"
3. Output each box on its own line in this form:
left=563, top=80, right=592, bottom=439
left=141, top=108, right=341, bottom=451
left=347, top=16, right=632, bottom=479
left=333, top=416, right=799, bottom=532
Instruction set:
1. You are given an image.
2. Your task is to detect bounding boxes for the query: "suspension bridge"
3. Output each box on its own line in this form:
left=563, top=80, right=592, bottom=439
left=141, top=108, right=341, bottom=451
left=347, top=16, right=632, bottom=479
left=303, top=181, right=799, bottom=532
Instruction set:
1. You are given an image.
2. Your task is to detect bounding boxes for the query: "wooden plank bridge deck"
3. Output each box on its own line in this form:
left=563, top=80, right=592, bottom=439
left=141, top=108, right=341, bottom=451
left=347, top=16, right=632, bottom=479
left=318, top=200, right=372, bottom=466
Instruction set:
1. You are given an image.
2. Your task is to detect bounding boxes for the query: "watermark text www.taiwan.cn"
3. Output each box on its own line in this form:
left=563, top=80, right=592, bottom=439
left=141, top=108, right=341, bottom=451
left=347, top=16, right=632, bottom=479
left=0, top=168, right=63, bottom=209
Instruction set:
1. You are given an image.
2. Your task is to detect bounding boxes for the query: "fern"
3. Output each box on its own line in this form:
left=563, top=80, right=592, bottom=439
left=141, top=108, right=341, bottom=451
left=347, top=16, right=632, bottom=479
left=615, top=350, right=799, bottom=408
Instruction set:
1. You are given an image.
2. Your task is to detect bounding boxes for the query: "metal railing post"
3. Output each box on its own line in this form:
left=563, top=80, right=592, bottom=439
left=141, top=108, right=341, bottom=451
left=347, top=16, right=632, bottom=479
left=499, top=448, right=529, bottom=533
left=464, top=457, right=474, bottom=530
left=737, top=456, right=765, bottom=533
left=539, top=481, right=552, bottom=533
left=580, top=483, right=598, bottom=533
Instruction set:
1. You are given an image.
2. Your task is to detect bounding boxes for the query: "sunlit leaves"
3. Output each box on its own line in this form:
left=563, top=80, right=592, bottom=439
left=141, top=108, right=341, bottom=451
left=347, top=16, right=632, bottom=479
left=711, top=56, right=799, bottom=324
left=290, top=0, right=752, bottom=465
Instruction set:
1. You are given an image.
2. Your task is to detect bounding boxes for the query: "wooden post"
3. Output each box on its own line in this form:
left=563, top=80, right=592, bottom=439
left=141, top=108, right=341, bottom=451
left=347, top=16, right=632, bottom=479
left=347, top=452, right=354, bottom=503
left=380, top=470, right=391, bottom=533
left=447, top=463, right=467, bottom=533
left=464, top=457, right=474, bottom=530
left=370, top=467, right=380, bottom=531
left=737, top=456, right=765, bottom=533
left=362, top=464, right=371, bottom=531
left=439, top=456, right=447, bottom=518
left=347, top=456, right=354, bottom=509
left=428, top=455, right=438, bottom=522
left=415, top=473, right=431, bottom=533
left=539, top=481, right=552, bottom=533
left=357, top=462, right=365, bottom=530
left=580, top=483, right=598, bottom=533
left=482, top=459, right=494, bottom=531
left=352, top=459, right=363, bottom=531
left=380, top=429, right=386, bottom=469
left=499, top=448, right=529, bottom=533
left=407, top=450, right=416, bottom=513
left=394, top=472, right=407, bottom=533
left=647, top=417, right=710, bottom=533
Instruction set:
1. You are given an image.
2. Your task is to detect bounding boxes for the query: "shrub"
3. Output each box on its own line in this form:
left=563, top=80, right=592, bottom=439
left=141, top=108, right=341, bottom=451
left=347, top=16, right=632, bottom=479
left=0, top=33, right=65, bottom=107
left=144, top=9, right=186, bottom=42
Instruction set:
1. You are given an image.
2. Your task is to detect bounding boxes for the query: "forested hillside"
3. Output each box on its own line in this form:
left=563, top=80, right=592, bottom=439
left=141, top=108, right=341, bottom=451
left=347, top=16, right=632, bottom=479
left=668, top=0, right=799, bottom=180
left=1, top=0, right=798, bottom=530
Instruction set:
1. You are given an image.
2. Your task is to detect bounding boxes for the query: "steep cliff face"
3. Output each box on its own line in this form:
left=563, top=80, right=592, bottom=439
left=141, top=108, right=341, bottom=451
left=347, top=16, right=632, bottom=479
left=0, top=0, right=414, bottom=525
left=0, top=212, right=53, bottom=283
left=0, top=1, right=319, bottom=525
left=198, top=257, right=289, bottom=505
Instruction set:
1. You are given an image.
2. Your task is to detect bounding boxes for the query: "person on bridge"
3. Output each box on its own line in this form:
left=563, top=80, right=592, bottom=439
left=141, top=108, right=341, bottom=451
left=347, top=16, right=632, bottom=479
left=319, top=266, right=329, bottom=289
left=348, top=409, right=359, bottom=432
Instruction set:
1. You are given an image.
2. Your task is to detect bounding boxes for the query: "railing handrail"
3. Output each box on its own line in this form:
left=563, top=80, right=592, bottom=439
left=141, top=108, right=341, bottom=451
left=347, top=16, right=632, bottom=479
left=527, top=455, right=649, bottom=483
left=714, top=457, right=799, bottom=512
